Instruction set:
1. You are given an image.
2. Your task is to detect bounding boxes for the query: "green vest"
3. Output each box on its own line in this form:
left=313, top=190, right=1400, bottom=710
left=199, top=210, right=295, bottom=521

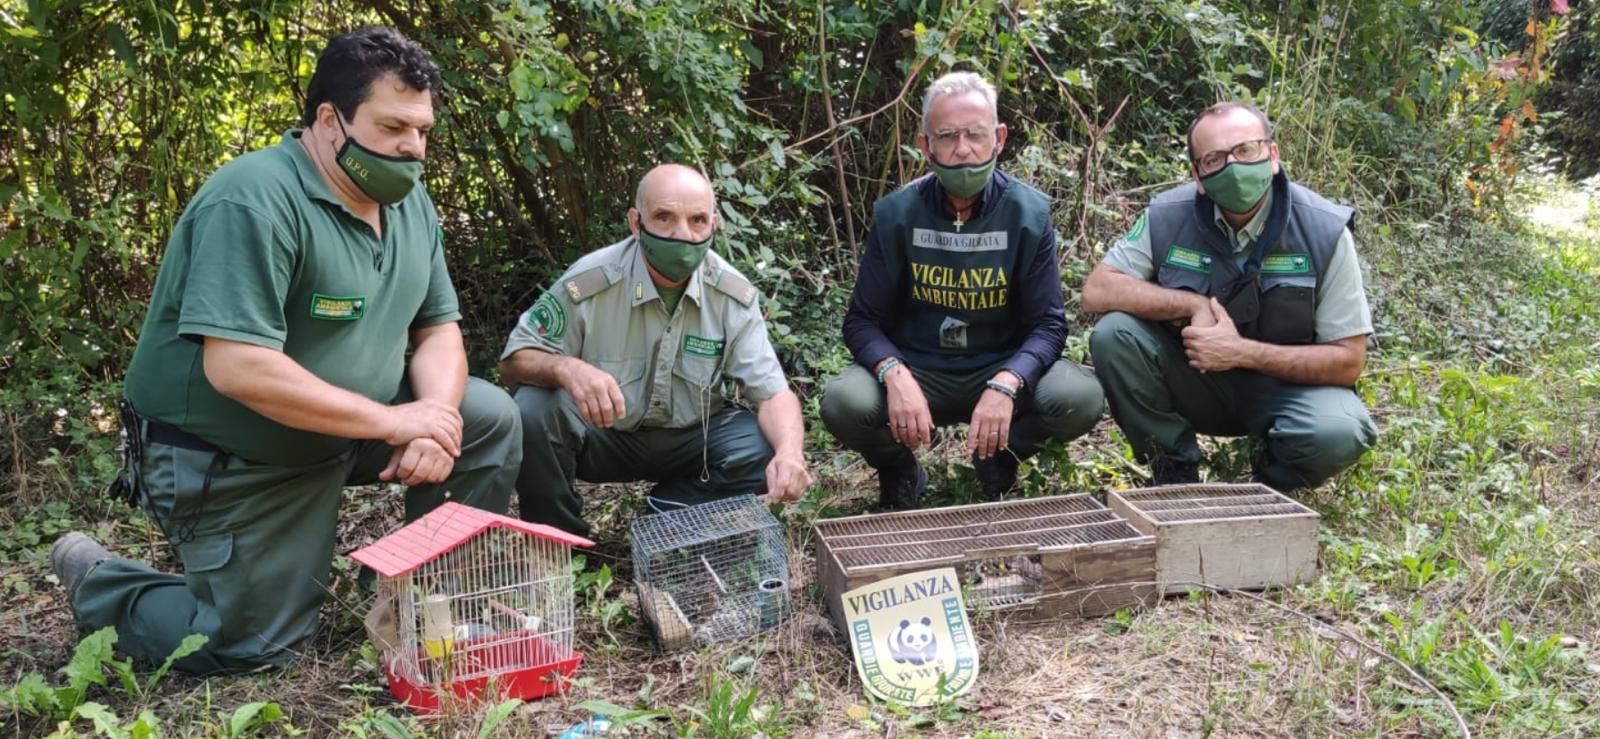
left=1147, top=174, right=1353, bottom=345
left=873, top=173, right=1051, bottom=371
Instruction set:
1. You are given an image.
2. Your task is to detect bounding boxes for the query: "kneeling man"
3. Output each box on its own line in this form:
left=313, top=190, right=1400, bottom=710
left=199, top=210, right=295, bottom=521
left=503, top=165, right=811, bottom=536
left=1081, top=102, right=1377, bottom=490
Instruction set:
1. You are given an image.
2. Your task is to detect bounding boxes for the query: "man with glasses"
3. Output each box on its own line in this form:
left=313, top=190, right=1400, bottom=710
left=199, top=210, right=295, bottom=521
left=1081, top=102, right=1376, bottom=490
left=821, top=71, right=1105, bottom=509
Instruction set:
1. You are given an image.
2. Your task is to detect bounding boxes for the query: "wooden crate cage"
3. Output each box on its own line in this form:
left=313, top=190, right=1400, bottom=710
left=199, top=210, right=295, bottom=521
left=1108, top=483, right=1320, bottom=595
left=813, top=495, right=1157, bottom=630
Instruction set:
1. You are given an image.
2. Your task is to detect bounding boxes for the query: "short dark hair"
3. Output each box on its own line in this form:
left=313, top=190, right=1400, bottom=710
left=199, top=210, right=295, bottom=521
left=301, top=26, right=442, bottom=127
left=1186, top=102, right=1273, bottom=161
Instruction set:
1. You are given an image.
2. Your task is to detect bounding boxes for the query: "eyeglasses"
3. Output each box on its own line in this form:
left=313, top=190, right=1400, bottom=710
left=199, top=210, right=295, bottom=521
left=1194, top=138, right=1271, bottom=176
left=929, top=126, right=995, bottom=149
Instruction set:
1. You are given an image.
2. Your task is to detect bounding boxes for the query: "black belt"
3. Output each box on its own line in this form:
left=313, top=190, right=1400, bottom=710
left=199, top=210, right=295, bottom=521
left=141, top=415, right=221, bottom=453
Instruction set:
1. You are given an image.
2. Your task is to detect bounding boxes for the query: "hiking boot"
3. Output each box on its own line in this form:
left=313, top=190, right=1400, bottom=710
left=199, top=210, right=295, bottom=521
left=50, top=532, right=110, bottom=601
left=973, top=451, right=1019, bottom=501
left=1149, top=458, right=1201, bottom=487
left=876, top=457, right=927, bottom=511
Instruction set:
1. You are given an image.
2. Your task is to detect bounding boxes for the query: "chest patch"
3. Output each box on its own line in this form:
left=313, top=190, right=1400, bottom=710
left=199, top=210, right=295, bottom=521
left=1163, top=246, right=1213, bottom=274
left=682, top=334, right=725, bottom=358
left=911, top=228, right=1008, bottom=253
left=939, top=316, right=969, bottom=349
left=1260, top=253, right=1311, bottom=275
left=309, top=294, right=366, bottom=320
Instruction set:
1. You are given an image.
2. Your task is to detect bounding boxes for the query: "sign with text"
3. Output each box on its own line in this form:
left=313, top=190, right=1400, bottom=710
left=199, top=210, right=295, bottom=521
left=841, top=567, right=979, bottom=706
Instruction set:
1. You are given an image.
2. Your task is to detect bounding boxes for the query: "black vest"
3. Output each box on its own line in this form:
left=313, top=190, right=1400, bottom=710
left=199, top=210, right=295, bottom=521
left=875, top=172, right=1052, bottom=371
left=1147, top=173, right=1353, bottom=345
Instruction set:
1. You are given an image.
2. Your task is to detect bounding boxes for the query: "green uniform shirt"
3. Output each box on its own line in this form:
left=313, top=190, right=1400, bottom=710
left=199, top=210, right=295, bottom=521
left=1102, top=189, right=1374, bottom=342
left=124, top=130, right=461, bottom=466
left=502, top=237, right=787, bottom=430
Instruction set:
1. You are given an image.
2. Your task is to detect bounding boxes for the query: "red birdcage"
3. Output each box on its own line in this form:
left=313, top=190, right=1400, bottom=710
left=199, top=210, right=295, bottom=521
left=350, top=502, right=593, bottom=714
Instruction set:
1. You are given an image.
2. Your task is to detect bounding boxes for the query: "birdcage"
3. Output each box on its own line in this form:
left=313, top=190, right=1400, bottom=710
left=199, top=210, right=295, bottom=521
left=630, top=495, right=791, bottom=651
left=350, top=502, right=594, bottom=714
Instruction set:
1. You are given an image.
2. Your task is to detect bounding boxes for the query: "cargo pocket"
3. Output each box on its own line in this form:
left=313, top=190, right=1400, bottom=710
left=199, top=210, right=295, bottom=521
left=177, top=531, right=238, bottom=647
left=1257, top=275, right=1317, bottom=345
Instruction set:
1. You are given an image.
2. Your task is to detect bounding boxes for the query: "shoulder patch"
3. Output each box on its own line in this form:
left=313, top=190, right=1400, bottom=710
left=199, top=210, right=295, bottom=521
left=563, top=266, right=619, bottom=303
left=708, top=268, right=758, bottom=307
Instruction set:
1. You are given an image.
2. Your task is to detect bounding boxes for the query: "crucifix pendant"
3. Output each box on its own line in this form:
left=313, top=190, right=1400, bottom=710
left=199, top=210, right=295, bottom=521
left=953, top=216, right=965, bottom=232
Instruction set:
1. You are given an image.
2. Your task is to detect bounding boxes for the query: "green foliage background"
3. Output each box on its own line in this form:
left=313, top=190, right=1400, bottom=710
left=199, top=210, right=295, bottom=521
left=0, top=0, right=1580, bottom=494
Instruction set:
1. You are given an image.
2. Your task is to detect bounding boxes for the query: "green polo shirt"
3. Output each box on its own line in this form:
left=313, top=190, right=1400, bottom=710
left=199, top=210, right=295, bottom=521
left=124, top=130, right=460, bottom=466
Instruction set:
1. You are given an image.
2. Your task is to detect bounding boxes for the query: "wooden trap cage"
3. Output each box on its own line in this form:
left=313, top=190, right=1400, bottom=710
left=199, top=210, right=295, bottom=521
left=1108, top=483, right=1320, bottom=595
left=350, top=502, right=593, bottom=713
left=630, top=495, right=792, bottom=651
left=813, top=494, right=1157, bottom=630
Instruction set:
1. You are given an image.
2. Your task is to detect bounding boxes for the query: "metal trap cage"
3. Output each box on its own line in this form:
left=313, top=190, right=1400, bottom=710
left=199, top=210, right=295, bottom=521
left=1108, top=483, right=1320, bottom=594
left=813, top=494, right=1157, bottom=629
left=351, top=503, right=594, bottom=713
left=630, top=495, right=791, bottom=651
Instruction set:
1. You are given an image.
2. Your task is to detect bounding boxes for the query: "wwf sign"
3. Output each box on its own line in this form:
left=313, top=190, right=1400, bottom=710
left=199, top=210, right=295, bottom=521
left=841, top=568, right=979, bottom=706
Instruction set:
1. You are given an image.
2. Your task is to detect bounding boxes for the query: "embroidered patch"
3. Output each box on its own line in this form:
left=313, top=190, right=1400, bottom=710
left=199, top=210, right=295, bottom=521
left=1163, top=245, right=1213, bottom=273
left=528, top=292, right=567, bottom=340
left=1260, top=253, right=1312, bottom=275
left=682, top=334, right=725, bottom=358
left=309, top=294, right=366, bottom=320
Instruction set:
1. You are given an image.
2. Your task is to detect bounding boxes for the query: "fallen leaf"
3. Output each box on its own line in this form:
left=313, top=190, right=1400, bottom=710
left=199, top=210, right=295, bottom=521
left=845, top=705, right=871, bottom=721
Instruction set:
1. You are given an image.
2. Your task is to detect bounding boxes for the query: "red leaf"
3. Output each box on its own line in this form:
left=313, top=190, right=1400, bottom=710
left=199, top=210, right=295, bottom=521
left=1552, top=0, right=1570, bottom=15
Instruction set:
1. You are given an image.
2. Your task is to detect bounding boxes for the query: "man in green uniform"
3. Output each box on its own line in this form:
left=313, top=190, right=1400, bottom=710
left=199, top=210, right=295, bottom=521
left=48, top=27, right=521, bottom=674
left=821, top=71, right=1106, bottom=509
left=1081, top=102, right=1377, bottom=490
left=503, top=164, right=811, bottom=536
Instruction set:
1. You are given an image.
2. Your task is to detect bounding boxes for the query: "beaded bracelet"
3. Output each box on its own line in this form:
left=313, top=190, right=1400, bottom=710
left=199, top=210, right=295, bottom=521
left=875, top=357, right=902, bottom=384
left=984, top=379, right=1019, bottom=399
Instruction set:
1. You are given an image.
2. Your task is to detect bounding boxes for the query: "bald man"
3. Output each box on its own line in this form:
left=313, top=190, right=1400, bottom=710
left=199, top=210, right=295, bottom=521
left=501, top=164, right=811, bottom=535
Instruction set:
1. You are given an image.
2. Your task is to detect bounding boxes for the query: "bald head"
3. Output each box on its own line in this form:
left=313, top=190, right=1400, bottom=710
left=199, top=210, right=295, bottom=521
left=630, top=164, right=718, bottom=242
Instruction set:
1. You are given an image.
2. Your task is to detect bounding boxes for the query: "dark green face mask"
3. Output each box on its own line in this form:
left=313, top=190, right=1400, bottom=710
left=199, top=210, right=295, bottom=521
left=639, top=226, right=712, bottom=283
left=1200, top=159, right=1273, bottom=213
left=928, top=151, right=997, bottom=199
left=335, top=116, right=424, bottom=206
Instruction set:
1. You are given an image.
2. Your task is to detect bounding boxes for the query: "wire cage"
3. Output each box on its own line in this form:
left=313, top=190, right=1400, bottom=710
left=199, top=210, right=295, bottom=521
left=630, top=495, right=791, bottom=651
left=350, top=502, right=594, bottom=714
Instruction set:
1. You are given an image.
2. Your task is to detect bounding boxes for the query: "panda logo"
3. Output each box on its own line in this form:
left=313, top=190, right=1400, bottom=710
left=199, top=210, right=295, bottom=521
left=886, top=616, right=938, bottom=666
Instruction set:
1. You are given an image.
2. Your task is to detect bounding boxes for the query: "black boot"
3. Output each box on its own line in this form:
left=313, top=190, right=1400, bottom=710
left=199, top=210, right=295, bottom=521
left=876, top=456, right=928, bottom=511
left=973, top=451, right=1019, bottom=501
left=1149, top=458, right=1201, bottom=486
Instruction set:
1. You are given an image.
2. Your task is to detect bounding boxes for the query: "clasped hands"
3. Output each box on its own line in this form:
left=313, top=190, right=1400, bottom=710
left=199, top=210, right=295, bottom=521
left=1181, top=297, right=1253, bottom=374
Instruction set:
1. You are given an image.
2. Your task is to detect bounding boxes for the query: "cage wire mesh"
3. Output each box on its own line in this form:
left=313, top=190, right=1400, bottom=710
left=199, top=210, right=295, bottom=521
left=630, top=495, right=791, bottom=650
left=382, top=526, right=578, bottom=688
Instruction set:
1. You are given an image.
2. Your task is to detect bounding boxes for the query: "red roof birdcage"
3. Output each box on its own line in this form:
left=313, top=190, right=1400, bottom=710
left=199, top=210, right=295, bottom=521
left=351, top=502, right=593, bottom=714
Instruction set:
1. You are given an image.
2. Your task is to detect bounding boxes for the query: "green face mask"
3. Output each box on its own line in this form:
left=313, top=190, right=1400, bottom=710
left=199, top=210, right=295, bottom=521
left=1199, top=159, right=1273, bottom=213
left=928, top=152, right=997, bottom=199
left=335, top=116, right=424, bottom=206
left=639, top=227, right=712, bottom=283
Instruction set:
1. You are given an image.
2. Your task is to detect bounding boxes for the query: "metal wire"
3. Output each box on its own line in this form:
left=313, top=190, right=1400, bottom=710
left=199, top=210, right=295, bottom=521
left=379, top=526, right=577, bottom=688
left=630, top=495, right=790, bottom=649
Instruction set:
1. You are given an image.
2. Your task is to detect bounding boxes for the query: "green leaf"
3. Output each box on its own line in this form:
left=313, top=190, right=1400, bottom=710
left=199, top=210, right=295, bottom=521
left=145, top=633, right=207, bottom=693
left=106, top=26, right=137, bottom=70
left=63, top=627, right=116, bottom=697
left=768, top=139, right=785, bottom=168
left=227, top=701, right=284, bottom=737
left=129, top=710, right=161, bottom=739
left=474, top=698, right=522, bottom=739
left=366, top=710, right=417, bottom=739
left=74, top=701, right=124, bottom=736
left=739, top=38, right=763, bottom=70
left=573, top=700, right=668, bottom=729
